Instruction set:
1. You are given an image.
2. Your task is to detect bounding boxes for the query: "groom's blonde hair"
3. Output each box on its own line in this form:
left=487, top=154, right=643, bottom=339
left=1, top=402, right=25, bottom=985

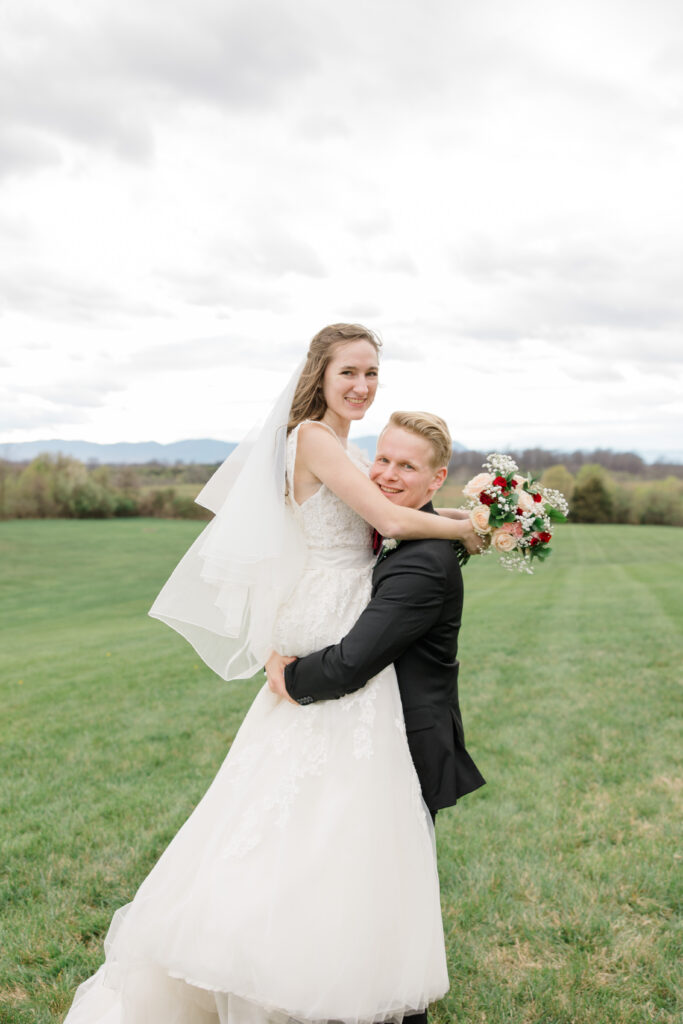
left=386, top=411, right=452, bottom=468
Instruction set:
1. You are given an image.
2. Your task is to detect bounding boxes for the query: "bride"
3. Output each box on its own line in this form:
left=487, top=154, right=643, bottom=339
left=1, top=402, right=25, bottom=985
left=63, top=323, right=481, bottom=1024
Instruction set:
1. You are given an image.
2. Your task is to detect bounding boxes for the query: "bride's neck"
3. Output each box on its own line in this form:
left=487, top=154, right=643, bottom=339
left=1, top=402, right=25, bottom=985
left=321, top=411, right=351, bottom=443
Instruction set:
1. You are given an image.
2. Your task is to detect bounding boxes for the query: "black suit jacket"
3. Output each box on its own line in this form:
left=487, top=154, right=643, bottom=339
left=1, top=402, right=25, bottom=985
left=284, top=503, right=486, bottom=812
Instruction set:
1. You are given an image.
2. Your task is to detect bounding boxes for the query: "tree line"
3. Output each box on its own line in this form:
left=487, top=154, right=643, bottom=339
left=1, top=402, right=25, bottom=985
left=1, top=450, right=682, bottom=526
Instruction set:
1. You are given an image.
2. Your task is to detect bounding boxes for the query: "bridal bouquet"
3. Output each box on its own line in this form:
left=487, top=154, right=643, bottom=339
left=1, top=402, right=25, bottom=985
left=462, top=453, right=569, bottom=573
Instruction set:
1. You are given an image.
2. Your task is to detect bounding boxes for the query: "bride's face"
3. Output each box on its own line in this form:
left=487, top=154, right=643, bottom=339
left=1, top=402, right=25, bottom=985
left=322, top=340, right=379, bottom=424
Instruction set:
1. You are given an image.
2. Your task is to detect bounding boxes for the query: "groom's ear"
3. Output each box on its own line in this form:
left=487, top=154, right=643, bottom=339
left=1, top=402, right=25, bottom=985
left=428, top=466, right=448, bottom=496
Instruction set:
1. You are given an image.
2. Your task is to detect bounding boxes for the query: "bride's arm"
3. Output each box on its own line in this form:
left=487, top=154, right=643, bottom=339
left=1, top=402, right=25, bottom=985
left=436, top=507, right=470, bottom=520
left=296, top=424, right=480, bottom=548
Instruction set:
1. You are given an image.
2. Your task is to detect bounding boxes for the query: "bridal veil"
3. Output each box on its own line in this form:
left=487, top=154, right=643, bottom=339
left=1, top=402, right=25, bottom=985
left=149, top=358, right=307, bottom=680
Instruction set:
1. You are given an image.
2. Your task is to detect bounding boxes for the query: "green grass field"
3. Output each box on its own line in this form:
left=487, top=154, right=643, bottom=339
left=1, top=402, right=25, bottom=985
left=1, top=520, right=681, bottom=1024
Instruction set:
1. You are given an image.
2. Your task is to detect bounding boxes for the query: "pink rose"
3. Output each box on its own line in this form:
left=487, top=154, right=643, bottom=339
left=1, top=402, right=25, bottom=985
left=501, top=521, right=523, bottom=538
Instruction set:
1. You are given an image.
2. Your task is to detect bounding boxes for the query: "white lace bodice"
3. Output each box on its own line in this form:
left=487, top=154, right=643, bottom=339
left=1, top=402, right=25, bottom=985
left=272, top=422, right=376, bottom=656
left=285, top=421, right=374, bottom=559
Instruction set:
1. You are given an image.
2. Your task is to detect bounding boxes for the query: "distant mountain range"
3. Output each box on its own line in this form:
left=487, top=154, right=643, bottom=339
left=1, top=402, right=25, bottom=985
left=0, top=439, right=239, bottom=465
left=0, top=436, right=466, bottom=464
left=1, top=437, right=678, bottom=465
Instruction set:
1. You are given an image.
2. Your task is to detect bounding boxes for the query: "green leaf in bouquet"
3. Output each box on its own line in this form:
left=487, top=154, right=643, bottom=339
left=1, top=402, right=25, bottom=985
left=546, top=507, right=568, bottom=523
left=533, top=546, right=552, bottom=561
left=533, top=516, right=545, bottom=530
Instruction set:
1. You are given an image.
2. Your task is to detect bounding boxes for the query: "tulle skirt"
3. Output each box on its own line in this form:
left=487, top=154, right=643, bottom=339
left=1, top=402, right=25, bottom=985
left=63, top=673, right=448, bottom=1024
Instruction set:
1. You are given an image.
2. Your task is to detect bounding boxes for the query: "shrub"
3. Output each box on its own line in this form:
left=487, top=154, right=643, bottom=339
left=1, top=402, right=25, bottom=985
left=540, top=464, right=575, bottom=502
left=571, top=465, right=613, bottom=523
left=171, top=494, right=209, bottom=520
left=632, top=477, right=683, bottom=526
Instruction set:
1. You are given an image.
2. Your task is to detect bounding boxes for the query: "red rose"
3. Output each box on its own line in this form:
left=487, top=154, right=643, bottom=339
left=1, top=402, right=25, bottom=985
left=529, top=536, right=540, bottom=547
left=539, top=531, right=552, bottom=543
left=510, top=478, right=519, bottom=488
left=533, top=492, right=542, bottom=503
left=493, top=476, right=507, bottom=487
left=479, top=491, right=495, bottom=506
left=516, top=507, right=524, bottom=516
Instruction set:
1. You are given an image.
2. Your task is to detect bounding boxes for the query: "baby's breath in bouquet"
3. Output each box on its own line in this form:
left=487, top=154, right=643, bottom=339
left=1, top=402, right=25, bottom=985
left=461, top=454, right=569, bottom=573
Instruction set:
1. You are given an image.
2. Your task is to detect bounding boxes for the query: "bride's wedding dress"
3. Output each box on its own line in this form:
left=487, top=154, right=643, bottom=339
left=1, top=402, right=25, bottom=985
left=64, top=427, right=448, bottom=1024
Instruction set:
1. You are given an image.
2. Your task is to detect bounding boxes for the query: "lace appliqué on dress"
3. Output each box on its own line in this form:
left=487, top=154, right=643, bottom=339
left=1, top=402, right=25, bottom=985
left=222, top=704, right=329, bottom=861
left=341, top=677, right=379, bottom=760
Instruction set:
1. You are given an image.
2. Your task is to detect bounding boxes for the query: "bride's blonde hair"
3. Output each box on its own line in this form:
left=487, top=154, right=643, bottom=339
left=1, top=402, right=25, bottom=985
left=288, top=323, right=382, bottom=432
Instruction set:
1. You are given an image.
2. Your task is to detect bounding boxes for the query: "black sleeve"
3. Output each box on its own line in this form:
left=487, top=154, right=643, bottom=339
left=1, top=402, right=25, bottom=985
left=285, top=545, right=446, bottom=704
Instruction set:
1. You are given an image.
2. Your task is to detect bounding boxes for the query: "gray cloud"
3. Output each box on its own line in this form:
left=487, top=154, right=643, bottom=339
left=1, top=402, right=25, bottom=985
left=0, top=128, right=62, bottom=179
left=14, top=340, right=52, bottom=352
left=213, top=229, right=327, bottom=280
left=154, top=269, right=290, bottom=313
left=0, top=395, right=91, bottom=432
left=340, top=302, right=384, bottom=321
left=454, top=235, right=619, bottom=286
left=371, top=255, right=418, bottom=276
left=0, top=0, right=319, bottom=170
left=295, top=113, right=350, bottom=141
left=0, top=211, right=33, bottom=241
left=452, top=234, right=683, bottom=357
left=0, top=268, right=163, bottom=323
left=349, top=214, right=394, bottom=239
left=23, top=375, right=127, bottom=408
left=562, top=362, right=624, bottom=383
left=105, top=1, right=318, bottom=110
left=123, top=333, right=305, bottom=376
left=382, top=340, right=423, bottom=362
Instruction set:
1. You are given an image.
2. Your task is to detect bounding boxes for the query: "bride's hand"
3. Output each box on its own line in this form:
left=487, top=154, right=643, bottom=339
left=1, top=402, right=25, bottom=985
left=265, top=651, right=299, bottom=704
left=460, top=517, right=490, bottom=555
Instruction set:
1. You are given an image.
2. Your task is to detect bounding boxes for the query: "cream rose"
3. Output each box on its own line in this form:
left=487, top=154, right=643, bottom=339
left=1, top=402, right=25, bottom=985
left=470, top=504, right=491, bottom=534
left=491, top=527, right=517, bottom=552
left=463, top=472, right=495, bottom=499
left=516, top=488, right=537, bottom=513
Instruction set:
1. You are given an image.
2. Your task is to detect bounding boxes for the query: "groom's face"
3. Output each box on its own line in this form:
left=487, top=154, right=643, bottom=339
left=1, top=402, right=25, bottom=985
left=371, top=426, right=447, bottom=509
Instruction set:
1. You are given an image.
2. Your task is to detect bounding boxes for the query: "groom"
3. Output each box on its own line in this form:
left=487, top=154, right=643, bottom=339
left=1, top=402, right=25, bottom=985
left=266, top=410, right=485, bottom=1022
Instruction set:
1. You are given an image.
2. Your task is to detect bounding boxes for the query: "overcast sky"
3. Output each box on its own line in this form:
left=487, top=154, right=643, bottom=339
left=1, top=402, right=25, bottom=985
left=2, top=0, right=682, bottom=457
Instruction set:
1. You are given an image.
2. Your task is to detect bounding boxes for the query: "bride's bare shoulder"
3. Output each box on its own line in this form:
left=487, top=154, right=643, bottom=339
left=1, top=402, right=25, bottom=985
left=295, top=420, right=343, bottom=452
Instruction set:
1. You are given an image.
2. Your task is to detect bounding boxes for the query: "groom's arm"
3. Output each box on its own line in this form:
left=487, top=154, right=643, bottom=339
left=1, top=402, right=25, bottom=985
left=284, top=545, right=447, bottom=704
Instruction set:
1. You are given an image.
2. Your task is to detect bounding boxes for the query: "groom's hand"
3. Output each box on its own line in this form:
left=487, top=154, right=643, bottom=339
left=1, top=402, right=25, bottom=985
left=266, top=651, right=299, bottom=704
